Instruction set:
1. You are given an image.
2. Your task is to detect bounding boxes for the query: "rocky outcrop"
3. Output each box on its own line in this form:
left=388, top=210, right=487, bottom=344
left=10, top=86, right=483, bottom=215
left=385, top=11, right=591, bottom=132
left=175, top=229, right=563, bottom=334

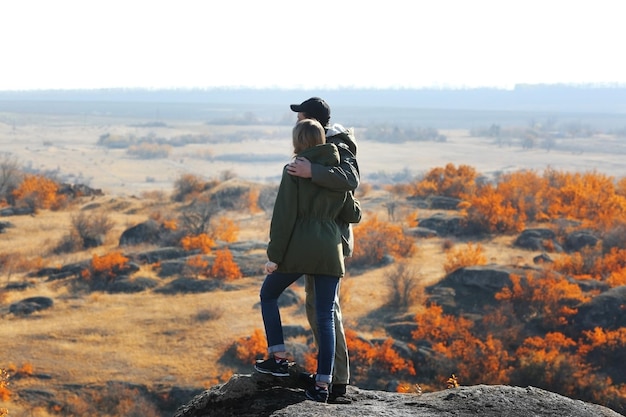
left=514, top=228, right=561, bottom=252
left=173, top=373, right=623, bottom=417
left=9, top=296, right=54, bottom=315
left=426, top=265, right=524, bottom=314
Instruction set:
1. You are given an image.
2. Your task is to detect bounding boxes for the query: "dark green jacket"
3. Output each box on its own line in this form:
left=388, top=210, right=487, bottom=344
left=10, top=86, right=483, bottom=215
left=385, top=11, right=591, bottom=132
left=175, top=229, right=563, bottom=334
left=267, top=143, right=357, bottom=277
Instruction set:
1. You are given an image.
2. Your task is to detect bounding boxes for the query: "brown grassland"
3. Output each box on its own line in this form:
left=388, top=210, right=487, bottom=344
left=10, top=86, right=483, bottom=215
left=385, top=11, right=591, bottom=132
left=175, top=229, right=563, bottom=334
left=2, top=109, right=626, bottom=415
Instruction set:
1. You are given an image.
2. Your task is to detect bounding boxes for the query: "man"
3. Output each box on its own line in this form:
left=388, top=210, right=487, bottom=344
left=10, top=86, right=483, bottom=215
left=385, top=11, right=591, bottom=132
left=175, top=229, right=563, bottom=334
left=287, top=97, right=360, bottom=403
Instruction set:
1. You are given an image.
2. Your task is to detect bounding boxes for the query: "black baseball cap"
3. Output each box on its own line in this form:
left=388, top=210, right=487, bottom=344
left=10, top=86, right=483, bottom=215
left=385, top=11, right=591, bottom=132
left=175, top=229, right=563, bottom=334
left=290, top=97, right=330, bottom=124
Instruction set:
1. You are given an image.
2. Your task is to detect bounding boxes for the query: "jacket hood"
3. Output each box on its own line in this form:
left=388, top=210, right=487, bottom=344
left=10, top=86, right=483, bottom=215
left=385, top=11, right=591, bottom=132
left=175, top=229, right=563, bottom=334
left=326, top=123, right=357, bottom=155
left=297, top=143, right=339, bottom=166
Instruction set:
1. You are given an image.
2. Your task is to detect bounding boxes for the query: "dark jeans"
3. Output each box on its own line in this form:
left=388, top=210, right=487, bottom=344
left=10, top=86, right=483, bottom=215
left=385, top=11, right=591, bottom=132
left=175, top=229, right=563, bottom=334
left=260, top=272, right=339, bottom=384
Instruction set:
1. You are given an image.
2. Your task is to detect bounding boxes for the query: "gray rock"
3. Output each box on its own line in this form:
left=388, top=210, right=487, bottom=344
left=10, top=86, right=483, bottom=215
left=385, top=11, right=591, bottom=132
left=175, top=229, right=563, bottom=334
left=427, top=265, right=521, bottom=314
left=173, top=374, right=623, bottom=417
left=573, top=285, right=626, bottom=331
left=564, top=230, right=600, bottom=252
left=10, top=296, right=54, bottom=315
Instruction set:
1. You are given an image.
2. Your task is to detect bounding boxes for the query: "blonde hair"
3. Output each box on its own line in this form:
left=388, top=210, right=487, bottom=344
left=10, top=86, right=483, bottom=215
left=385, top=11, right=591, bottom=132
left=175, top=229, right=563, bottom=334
left=292, top=119, right=326, bottom=154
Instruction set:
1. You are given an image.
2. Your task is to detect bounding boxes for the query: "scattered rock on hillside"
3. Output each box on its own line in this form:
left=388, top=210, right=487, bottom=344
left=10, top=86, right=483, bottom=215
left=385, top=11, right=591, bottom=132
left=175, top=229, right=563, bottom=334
left=514, top=228, right=561, bottom=251
left=572, top=285, right=626, bottom=331
left=564, top=230, right=600, bottom=252
left=427, top=265, right=525, bottom=314
left=0, top=220, right=14, bottom=232
left=9, top=296, right=54, bottom=315
left=58, top=183, right=104, bottom=198
left=0, top=206, right=34, bottom=216
left=173, top=373, right=624, bottom=417
left=119, top=220, right=162, bottom=246
left=418, top=213, right=465, bottom=236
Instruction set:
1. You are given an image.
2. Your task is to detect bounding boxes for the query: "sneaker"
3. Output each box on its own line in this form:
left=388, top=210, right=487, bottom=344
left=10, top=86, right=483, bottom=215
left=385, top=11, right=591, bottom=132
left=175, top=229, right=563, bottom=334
left=305, top=384, right=329, bottom=403
left=254, top=356, right=290, bottom=377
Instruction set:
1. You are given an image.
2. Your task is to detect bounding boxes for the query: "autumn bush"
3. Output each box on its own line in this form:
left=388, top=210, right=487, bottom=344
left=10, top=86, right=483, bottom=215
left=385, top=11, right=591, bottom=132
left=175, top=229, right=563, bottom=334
left=495, top=271, right=589, bottom=329
left=210, top=216, right=239, bottom=243
left=233, top=328, right=267, bottom=363
left=11, top=173, right=62, bottom=211
left=442, top=242, right=487, bottom=274
left=180, top=233, right=215, bottom=254
left=172, top=173, right=209, bottom=202
left=349, top=215, right=415, bottom=266
left=210, top=249, right=242, bottom=280
left=81, top=251, right=130, bottom=288
left=184, top=255, right=210, bottom=279
left=0, top=368, right=10, bottom=403
left=456, top=168, right=626, bottom=234
left=412, top=304, right=510, bottom=385
left=345, top=329, right=416, bottom=385
left=411, top=163, right=478, bottom=198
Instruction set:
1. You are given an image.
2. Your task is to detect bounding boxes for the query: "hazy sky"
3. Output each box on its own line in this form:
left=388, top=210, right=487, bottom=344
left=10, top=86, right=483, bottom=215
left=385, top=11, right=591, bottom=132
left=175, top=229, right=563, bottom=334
left=2, top=0, right=624, bottom=91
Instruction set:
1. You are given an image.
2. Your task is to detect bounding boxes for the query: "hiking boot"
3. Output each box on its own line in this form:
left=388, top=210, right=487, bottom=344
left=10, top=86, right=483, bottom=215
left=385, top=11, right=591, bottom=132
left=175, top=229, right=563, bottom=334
left=305, top=384, right=329, bottom=403
left=254, top=356, right=290, bottom=377
left=329, top=383, right=351, bottom=404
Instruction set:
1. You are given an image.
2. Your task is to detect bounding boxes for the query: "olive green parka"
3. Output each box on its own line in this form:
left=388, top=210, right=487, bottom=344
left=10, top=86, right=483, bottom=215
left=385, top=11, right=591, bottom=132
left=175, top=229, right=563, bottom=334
left=267, top=143, right=359, bottom=277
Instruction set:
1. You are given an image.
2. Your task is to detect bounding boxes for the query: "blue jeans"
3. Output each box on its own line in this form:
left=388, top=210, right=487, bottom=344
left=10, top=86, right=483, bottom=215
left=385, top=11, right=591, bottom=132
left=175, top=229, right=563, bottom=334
left=260, top=272, right=339, bottom=384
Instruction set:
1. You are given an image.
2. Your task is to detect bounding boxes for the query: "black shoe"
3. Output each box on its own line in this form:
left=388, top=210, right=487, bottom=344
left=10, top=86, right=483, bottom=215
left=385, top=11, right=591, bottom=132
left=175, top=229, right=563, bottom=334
left=329, top=384, right=351, bottom=404
left=254, top=356, right=290, bottom=377
left=305, top=385, right=329, bottom=403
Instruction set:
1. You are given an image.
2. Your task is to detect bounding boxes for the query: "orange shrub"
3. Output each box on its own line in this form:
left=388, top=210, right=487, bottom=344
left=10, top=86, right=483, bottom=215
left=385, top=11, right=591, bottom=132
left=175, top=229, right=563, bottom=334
left=411, top=304, right=509, bottom=384
left=83, top=251, right=130, bottom=283
left=162, top=219, right=178, bottom=231
left=594, top=247, right=626, bottom=280
left=607, top=267, right=626, bottom=287
left=211, top=217, right=239, bottom=243
left=463, top=183, right=525, bottom=234
left=544, top=170, right=626, bottom=231
left=350, top=215, right=415, bottom=266
left=0, top=368, right=9, bottom=402
left=234, top=329, right=267, bottom=363
left=181, top=233, right=214, bottom=254
left=210, top=249, right=242, bottom=280
left=247, top=188, right=261, bottom=214
left=345, top=329, right=415, bottom=377
left=412, top=163, right=477, bottom=198
left=11, top=173, right=60, bottom=210
left=443, top=242, right=487, bottom=274
left=185, top=255, right=209, bottom=279
left=495, top=271, right=589, bottom=328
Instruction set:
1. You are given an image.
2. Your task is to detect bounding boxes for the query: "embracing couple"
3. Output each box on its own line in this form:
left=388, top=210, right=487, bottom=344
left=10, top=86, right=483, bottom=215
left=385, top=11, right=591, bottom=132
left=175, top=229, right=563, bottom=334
left=254, top=97, right=361, bottom=404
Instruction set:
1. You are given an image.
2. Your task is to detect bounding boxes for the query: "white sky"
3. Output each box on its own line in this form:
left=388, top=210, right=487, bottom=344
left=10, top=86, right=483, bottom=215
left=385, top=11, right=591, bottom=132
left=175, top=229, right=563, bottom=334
left=1, top=0, right=624, bottom=91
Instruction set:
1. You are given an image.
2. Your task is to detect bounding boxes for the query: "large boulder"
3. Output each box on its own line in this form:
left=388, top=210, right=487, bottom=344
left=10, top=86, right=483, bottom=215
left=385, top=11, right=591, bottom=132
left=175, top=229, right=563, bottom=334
left=418, top=213, right=465, bottom=236
left=572, top=285, right=626, bottom=331
left=119, top=220, right=162, bottom=246
left=564, top=230, right=600, bottom=252
left=173, top=374, right=623, bottom=417
left=427, top=265, right=525, bottom=314
left=514, top=228, right=561, bottom=252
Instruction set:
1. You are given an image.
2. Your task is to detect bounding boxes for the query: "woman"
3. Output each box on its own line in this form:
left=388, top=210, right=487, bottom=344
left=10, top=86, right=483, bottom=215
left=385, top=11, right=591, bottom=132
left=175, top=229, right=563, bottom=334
left=254, top=118, right=361, bottom=403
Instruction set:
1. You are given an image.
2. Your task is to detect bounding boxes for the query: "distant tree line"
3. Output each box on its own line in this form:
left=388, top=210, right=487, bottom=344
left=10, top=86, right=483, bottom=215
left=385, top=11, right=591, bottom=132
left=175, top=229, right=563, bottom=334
left=363, top=125, right=446, bottom=143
